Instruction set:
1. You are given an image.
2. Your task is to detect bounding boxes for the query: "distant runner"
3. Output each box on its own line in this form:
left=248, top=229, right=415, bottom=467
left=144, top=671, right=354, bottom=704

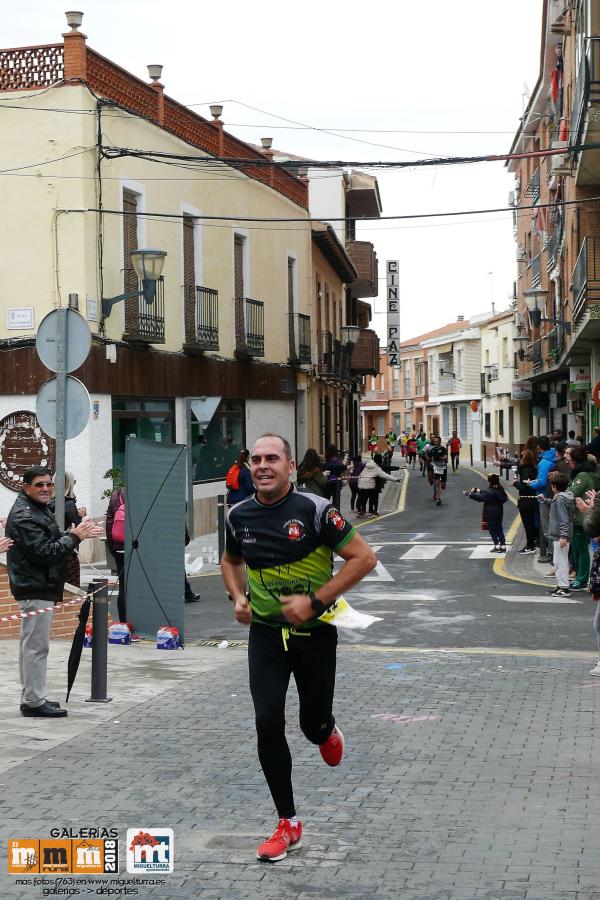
left=447, top=431, right=462, bottom=473
left=429, top=436, right=448, bottom=506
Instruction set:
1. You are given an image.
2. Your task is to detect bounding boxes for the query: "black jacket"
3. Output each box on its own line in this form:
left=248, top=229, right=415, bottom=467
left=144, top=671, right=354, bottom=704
left=48, top=495, right=82, bottom=530
left=5, top=491, right=80, bottom=602
left=468, top=486, right=507, bottom=524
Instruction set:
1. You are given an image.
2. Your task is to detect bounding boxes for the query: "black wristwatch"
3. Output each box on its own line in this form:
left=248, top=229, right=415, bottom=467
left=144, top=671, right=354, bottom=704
left=308, top=592, right=329, bottom=616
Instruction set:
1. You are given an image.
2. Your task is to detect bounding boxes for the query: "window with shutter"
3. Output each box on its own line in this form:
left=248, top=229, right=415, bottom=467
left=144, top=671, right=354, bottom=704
left=288, top=257, right=295, bottom=359
left=123, top=190, right=138, bottom=334
left=183, top=216, right=196, bottom=343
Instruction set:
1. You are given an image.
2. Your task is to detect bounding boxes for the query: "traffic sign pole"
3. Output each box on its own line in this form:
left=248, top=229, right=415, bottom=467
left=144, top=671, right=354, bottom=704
left=54, top=308, right=67, bottom=531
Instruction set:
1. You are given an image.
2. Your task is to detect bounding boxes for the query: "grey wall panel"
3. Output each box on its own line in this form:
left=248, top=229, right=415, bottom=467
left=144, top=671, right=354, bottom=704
left=124, top=437, right=186, bottom=643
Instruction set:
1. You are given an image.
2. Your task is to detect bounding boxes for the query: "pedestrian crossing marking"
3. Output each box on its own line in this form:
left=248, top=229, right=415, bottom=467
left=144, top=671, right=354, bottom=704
left=494, top=594, right=580, bottom=605
left=468, top=545, right=506, bottom=560
left=401, top=545, right=445, bottom=560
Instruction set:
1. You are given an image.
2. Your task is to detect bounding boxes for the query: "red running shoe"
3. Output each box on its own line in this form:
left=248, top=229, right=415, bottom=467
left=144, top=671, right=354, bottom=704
left=319, top=725, right=345, bottom=766
left=256, top=818, right=302, bottom=862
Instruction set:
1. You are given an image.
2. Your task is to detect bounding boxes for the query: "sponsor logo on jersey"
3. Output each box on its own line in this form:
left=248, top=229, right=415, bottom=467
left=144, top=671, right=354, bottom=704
left=327, top=509, right=346, bottom=531
left=285, top=519, right=305, bottom=541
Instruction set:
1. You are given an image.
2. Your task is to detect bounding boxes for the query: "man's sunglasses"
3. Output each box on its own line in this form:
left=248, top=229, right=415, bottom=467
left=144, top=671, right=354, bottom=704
left=31, top=482, right=52, bottom=488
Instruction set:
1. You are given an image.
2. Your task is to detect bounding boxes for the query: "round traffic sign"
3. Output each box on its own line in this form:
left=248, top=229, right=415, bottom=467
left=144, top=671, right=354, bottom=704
left=36, top=308, right=92, bottom=373
left=36, top=376, right=91, bottom=440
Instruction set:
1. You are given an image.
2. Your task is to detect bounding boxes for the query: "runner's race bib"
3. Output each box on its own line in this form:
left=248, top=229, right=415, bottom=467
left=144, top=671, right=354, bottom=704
left=432, top=462, right=446, bottom=475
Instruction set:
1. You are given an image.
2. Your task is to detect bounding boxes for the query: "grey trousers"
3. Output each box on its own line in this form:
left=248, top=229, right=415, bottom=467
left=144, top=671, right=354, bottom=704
left=19, top=599, right=54, bottom=708
left=553, top=541, right=570, bottom=590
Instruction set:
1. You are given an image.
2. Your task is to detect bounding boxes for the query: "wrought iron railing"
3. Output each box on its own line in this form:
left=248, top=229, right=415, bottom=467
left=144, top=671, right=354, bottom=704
left=292, top=313, right=312, bottom=364
left=235, top=297, right=264, bottom=357
left=531, top=254, right=542, bottom=289
left=546, top=213, right=563, bottom=272
left=194, top=286, right=219, bottom=350
left=526, top=167, right=541, bottom=204
left=571, top=38, right=600, bottom=150
left=572, top=236, right=600, bottom=327
left=123, top=276, right=165, bottom=343
left=319, top=330, right=333, bottom=375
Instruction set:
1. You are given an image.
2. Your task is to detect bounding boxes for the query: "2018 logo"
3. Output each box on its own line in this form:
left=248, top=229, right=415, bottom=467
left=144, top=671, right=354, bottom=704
left=8, top=838, right=118, bottom=874
left=126, top=829, right=174, bottom=874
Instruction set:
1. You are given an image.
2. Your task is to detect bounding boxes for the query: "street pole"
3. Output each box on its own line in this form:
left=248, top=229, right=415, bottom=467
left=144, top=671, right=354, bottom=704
left=87, top=579, right=112, bottom=703
left=54, top=308, right=67, bottom=531
left=185, top=399, right=194, bottom=537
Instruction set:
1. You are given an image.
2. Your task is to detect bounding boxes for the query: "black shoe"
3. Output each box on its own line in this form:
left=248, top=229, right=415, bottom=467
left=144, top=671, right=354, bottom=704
left=185, top=594, right=201, bottom=603
left=46, top=700, right=61, bottom=709
left=518, top=547, right=536, bottom=555
left=20, top=702, right=67, bottom=718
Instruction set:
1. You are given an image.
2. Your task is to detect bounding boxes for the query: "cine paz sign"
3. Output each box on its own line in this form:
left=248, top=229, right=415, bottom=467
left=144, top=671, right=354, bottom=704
left=386, top=259, right=400, bottom=367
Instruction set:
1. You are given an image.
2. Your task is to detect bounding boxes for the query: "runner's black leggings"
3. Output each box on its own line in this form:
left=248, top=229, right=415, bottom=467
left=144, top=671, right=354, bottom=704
left=248, top=621, right=337, bottom=819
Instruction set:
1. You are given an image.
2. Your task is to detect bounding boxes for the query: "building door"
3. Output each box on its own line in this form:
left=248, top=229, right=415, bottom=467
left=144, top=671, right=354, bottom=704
left=287, top=257, right=296, bottom=360
left=432, top=416, right=440, bottom=435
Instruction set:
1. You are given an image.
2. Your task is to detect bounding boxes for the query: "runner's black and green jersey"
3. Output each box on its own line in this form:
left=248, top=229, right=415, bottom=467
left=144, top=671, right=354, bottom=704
left=225, top=486, right=355, bottom=629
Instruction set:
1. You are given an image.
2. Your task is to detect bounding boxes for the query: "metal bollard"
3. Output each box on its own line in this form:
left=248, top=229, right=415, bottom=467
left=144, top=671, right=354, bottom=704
left=217, top=494, right=225, bottom=562
left=86, top=579, right=112, bottom=703
left=483, top=446, right=487, bottom=469
left=470, top=445, right=473, bottom=467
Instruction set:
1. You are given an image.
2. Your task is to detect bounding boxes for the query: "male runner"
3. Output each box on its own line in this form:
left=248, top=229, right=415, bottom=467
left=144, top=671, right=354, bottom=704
left=220, top=434, right=376, bottom=863
left=447, top=431, right=462, bottom=472
left=429, top=436, right=448, bottom=505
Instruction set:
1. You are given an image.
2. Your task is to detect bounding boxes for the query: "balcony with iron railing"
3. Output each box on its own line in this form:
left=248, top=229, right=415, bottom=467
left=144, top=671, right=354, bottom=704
left=572, top=236, right=600, bottom=327
left=531, top=253, right=542, bottom=289
left=184, top=285, right=219, bottom=352
left=235, top=297, right=264, bottom=358
left=546, top=215, right=563, bottom=272
left=290, top=313, right=312, bottom=365
left=571, top=38, right=600, bottom=151
left=363, top=390, right=389, bottom=402
left=525, top=167, right=541, bottom=204
left=319, top=330, right=333, bottom=376
left=123, top=276, right=165, bottom=345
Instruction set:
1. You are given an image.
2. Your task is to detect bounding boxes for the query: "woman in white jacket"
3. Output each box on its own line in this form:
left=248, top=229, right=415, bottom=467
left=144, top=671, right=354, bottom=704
left=356, top=454, right=400, bottom=517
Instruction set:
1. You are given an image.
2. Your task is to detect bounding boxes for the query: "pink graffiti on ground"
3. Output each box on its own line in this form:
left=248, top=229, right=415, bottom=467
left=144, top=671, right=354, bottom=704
left=371, top=713, right=441, bottom=725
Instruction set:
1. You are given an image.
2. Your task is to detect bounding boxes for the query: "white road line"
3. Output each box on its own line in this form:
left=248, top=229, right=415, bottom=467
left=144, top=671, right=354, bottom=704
left=494, top=594, right=580, bottom=604
left=401, top=545, right=445, bottom=560
left=468, top=545, right=504, bottom=559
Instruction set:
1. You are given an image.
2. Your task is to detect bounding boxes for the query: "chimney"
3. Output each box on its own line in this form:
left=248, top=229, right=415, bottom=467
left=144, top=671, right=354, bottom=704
left=260, top=137, right=274, bottom=160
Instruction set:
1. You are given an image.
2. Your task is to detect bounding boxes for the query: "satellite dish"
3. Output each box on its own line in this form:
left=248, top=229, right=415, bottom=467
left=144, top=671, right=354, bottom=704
left=36, top=308, right=92, bottom=374
left=36, top=376, right=91, bottom=440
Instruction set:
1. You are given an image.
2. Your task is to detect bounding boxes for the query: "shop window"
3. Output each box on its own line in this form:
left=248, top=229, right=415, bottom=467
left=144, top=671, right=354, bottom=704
left=112, top=398, right=175, bottom=474
left=498, top=410, right=504, bottom=437
left=191, top=400, right=245, bottom=482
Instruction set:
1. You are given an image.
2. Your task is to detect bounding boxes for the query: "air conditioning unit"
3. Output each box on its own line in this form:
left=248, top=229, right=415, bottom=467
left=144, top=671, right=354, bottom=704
left=516, top=246, right=527, bottom=262
left=508, top=191, right=516, bottom=207
left=550, top=141, right=571, bottom=175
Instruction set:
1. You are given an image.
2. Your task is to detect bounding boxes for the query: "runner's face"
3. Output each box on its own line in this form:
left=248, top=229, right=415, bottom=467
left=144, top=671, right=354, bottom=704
left=251, top=437, right=295, bottom=504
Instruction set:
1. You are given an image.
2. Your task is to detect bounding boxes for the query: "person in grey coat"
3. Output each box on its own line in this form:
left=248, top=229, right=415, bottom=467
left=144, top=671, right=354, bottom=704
left=537, top=472, right=574, bottom=597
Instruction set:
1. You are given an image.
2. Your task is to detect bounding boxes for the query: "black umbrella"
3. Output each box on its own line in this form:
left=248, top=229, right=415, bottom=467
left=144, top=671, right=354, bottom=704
left=65, top=587, right=92, bottom=703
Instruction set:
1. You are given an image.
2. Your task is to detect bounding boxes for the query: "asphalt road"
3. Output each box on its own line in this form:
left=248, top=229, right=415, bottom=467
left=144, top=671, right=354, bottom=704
left=185, top=465, right=597, bottom=653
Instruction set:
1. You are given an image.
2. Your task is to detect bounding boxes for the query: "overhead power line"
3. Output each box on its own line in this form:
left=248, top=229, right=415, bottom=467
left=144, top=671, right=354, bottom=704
left=102, top=141, right=599, bottom=171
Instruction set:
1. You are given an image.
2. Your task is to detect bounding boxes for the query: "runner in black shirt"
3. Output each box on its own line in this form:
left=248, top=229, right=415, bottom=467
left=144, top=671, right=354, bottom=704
left=221, top=433, right=376, bottom=863
left=429, top=436, right=448, bottom=506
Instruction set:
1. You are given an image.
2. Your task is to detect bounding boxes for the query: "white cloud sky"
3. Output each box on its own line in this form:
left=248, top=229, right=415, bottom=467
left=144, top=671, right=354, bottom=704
left=4, top=0, right=544, bottom=341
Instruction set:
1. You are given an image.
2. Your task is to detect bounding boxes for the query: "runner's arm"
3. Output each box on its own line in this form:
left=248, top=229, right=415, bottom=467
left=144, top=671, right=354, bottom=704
left=220, top=550, right=251, bottom=624
left=279, top=532, right=376, bottom=625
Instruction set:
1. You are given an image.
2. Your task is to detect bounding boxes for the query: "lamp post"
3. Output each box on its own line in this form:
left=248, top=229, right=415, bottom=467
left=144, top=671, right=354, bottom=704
left=341, top=325, right=360, bottom=456
left=101, top=249, right=167, bottom=318
left=523, top=287, right=571, bottom=333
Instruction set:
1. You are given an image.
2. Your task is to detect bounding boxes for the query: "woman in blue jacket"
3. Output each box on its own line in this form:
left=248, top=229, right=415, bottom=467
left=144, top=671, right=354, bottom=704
left=464, top=473, right=508, bottom=553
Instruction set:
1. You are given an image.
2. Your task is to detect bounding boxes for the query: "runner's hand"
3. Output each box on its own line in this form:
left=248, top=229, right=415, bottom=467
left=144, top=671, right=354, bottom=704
left=233, top=593, right=252, bottom=624
left=280, top=594, right=314, bottom=625
left=0, top=536, right=13, bottom=553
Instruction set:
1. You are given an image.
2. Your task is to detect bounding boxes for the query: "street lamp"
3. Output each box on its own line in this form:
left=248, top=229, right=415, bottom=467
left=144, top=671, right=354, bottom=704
left=341, top=325, right=360, bottom=350
left=523, top=287, right=571, bottom=333
left=102, top=249, right=167, bottom=318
